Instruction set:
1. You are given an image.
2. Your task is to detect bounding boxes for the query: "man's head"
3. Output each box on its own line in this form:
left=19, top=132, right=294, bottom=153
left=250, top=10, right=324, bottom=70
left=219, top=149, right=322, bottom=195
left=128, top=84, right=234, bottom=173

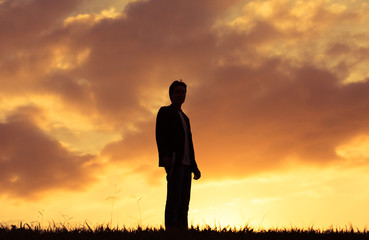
left=169, top=80, right=187, bottom=107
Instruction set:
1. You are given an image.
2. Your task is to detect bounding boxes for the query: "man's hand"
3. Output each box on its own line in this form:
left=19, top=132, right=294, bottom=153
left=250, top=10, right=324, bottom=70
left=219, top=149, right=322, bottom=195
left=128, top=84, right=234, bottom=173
left=193, top=168, right=201, bottom=180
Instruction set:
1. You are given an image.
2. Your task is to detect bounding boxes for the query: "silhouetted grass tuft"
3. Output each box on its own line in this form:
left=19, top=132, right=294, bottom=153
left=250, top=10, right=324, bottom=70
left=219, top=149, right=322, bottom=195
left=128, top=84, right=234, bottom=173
left=0, top=222, right=368, bottom=239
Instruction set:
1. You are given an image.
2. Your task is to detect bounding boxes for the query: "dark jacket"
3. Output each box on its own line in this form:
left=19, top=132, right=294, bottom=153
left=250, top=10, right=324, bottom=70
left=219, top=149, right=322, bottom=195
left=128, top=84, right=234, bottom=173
left=155, top=104, right=198, bottom=172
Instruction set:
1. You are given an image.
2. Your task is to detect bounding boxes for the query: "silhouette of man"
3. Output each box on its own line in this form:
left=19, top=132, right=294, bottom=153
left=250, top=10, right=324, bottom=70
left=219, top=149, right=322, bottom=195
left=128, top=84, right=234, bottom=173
left=155, top=80, right=201, bottom=231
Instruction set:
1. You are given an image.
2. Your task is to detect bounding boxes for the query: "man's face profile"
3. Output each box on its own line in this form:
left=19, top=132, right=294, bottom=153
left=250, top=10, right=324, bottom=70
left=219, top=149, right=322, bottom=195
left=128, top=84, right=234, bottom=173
left=170, top=85, right=186, bottom=106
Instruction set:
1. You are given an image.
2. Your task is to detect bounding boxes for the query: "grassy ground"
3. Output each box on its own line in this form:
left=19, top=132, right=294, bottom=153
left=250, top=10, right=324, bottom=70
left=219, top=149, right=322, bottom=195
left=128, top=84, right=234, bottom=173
left=0, top=223, right=368, bottom=240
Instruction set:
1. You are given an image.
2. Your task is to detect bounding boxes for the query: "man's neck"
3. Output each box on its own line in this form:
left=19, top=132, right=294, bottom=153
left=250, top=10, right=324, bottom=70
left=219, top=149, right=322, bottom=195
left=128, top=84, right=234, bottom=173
left=172, top=103, right=182, bottom=111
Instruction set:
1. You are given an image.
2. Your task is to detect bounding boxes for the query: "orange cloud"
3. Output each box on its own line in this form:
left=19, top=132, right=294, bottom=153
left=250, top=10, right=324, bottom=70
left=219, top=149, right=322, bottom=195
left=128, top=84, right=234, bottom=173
left=1, top=0, right=369, bottom=199
left=189, top=64, right=369, bottom=177
left=0, top=106, right=99, bottom=198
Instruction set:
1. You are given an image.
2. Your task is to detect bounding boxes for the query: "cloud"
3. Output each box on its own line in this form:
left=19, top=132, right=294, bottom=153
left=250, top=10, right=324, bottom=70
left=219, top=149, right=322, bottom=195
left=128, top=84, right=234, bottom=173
left=0, top=0, right=79, bottom=49
left=1, top=0, right=369, bottom=193
left=189, top=62, right=369, bottom=176
left=77, top=0, right=369, bottom=179
left=95, top=0, right=369, bottom=179
left=0, top=106, right=99, bottom=198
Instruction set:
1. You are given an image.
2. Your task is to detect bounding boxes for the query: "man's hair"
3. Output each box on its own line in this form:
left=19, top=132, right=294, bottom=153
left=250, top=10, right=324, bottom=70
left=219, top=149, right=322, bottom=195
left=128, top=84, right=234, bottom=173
left=169, top=80, right=187, bottom=97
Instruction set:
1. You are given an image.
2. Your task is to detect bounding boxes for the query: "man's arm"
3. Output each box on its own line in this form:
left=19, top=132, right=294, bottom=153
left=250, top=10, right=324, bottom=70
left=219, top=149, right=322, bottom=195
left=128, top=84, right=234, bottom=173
left=155, top=107, right=173, bottom=168
left=185, top=114, right=201, bottom=180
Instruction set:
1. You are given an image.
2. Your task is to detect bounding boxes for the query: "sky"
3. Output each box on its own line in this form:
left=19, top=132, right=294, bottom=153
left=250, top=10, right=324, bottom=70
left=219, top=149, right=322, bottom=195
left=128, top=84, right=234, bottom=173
left=1, top=0, right=369, bottom=230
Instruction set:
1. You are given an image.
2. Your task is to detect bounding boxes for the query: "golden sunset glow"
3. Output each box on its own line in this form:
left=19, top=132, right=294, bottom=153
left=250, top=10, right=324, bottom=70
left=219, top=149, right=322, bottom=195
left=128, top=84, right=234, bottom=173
left=1, top=0, right=369, bottom=230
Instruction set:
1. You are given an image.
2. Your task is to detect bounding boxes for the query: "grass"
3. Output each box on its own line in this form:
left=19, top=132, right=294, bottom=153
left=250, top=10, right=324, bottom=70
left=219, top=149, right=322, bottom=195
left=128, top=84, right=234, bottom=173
left=0, top=222, right=368, bottom=240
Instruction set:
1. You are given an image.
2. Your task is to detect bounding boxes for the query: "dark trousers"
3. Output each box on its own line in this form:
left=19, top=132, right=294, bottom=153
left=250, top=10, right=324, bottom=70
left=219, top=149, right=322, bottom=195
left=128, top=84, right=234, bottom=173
left=165, top=164, right=192, bottom=230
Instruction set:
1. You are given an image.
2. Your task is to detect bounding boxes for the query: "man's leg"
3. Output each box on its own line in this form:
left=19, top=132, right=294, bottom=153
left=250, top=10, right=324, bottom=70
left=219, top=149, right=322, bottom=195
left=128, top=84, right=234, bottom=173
left=178, top=165, right=192, bottom=230
left=165, top=164, right=183, bottom=230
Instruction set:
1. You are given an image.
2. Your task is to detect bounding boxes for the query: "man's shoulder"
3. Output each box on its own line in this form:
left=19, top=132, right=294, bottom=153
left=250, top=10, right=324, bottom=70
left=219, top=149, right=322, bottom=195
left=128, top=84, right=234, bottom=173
left=158, top=105, right=175, bottom=114
left=157, top=105, right=180, bottom=122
